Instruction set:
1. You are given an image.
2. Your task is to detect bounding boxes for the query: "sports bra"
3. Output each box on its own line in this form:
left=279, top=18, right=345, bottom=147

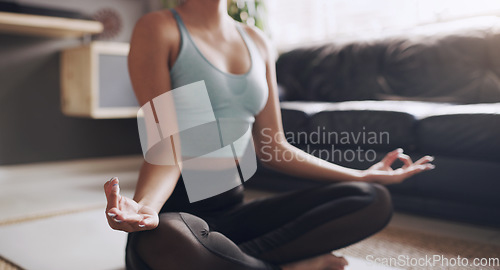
left=167, top=9, right=269, bottom=160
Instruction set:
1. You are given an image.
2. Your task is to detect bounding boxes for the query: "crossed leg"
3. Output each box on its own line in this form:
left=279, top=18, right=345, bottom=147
left=126, top=182, right=393, bottom=270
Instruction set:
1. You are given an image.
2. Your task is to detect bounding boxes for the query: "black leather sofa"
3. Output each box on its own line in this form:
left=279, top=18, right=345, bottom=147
left=249, top=17, right=500, bottom=227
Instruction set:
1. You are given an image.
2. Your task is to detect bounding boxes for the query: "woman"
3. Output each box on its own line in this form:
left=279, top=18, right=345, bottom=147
left=103, top=1, right=435, bottom=269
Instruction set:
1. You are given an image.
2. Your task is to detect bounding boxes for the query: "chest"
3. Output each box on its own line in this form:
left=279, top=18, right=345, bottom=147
left=192, top=32, right=252, bottom=76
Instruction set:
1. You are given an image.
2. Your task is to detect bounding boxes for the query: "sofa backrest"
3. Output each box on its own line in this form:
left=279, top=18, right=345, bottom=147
left=276, top=16, right=500, bottom=104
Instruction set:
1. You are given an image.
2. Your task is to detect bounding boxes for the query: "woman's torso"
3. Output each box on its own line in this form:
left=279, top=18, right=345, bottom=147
left=161, top=9, right=269, bottom=213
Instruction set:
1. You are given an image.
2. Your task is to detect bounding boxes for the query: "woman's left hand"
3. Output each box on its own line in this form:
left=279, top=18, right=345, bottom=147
left=361, top=148, right=435, bottom=185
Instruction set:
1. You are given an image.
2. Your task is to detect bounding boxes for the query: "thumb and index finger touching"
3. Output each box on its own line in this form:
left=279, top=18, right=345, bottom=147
left=380, top=148, right=404, bottom=168
left=381, top=148, right=435, bottom=173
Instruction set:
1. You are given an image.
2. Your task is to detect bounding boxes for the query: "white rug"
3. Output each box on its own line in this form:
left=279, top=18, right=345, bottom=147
left=0, top=210, right=127, bottom=270
left=0, top=208, right=402, bottom=270
left=343, top=256, right=403, bottom=270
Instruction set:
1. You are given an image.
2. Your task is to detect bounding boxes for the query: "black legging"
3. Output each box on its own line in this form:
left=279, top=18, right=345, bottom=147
left=125, top=180, right=393, bottom=270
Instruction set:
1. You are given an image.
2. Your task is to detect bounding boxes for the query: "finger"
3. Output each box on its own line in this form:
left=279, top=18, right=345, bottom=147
left=414, top=155, right=434, bottom=166
left=107, top=218, right=135, bottom=232
left=401, top=164, right=434, bottom=178
left=105, top=176, right=119, bottom=193
left=120, top=213, right=146, bottom=230
left=121, top=213, right=143, bottom=224
left=116, top=218, right=151, bottom=232
left=139, top=216, right=159, bottom=230
left=381, top=148, right=402, bottom=167
left=106, top=207, right=122, bottom=223
left=327, top=254, right=349, bottom=269
left=105, top=208, right=143, bottom=233
left=138, top=217, right=149, bottom=228
left=336, top=257, right=349, bottom=269
left=342, top=257, right=349, bottom=265
left=104, top=177, right=114, bottom=196
left=103, top=179, right=109, bottom=190
left=106, top=209, right=126, bottom=230
left=110, top=208, right=142, bottom=224
left=105, top=177, right=120, bottom=211
left=107, top=211, right=144, bottom=233
left=397, top=153, right=413, bottom=169
left=420, top=163, right=435, bottom=171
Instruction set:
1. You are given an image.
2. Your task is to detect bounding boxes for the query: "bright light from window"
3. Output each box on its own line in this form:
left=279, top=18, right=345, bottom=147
left=266, top=0, right=500, bottom=50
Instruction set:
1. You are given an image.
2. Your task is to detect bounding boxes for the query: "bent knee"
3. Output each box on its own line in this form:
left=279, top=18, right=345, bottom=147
left=128, top=213, right=273, bottom=270
left=145, top=212, right=204, bottom=248
left=127, top=213, right=203, bottom=270
left=326, top=181, right=377, bottom=197
left=322, top=182, right=393, bottom=225
left=369, top=183, right=393, bottom=228
left=343, top=182, right=392, bottom=206
left=337, top=182, right=393, bottom=227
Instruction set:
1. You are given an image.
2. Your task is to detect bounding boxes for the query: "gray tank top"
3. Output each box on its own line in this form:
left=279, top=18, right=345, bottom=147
left=169, top=9, right=269, bottom=158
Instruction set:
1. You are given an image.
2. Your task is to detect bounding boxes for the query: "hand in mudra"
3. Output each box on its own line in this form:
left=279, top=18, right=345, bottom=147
left=363, top=148, right=435, bottom=185
left=104, top=177, right=159, bottom=232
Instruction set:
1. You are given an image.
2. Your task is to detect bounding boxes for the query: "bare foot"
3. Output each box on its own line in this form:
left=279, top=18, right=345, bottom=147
left=281, top=253, right=348, bottom=270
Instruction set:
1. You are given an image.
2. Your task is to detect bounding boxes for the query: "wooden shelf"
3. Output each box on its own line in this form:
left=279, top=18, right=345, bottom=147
left=0, top=11, right=103, bottom=38
left=61, top=41, right=139, bottom=119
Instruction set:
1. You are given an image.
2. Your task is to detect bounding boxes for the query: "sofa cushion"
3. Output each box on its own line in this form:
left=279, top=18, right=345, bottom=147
left=277, top=16, right=500, bottom=104
left=280, top=100, right=450, bottom=151
left=417, top=103, right=500, bottom=161
left=280, top=107, right=309, bottom=134
left=276, top=43, right=384, bottom=102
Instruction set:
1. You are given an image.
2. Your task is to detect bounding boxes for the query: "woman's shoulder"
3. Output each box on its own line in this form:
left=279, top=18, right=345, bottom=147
left=131, top=10, right=180, bottom=46
left=239, top=24, right=275, bottom=62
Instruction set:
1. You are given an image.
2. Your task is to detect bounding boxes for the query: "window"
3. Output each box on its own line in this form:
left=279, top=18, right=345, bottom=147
left=266, top=0, right=500, bottom=51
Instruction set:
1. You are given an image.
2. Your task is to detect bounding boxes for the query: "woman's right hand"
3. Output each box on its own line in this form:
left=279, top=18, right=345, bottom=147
left=104, top=177, right=159, bottom=232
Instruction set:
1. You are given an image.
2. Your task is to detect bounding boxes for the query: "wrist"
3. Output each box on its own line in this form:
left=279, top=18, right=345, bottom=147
left=355, top=170, right=371, bottom=182
left=136, top=198, right=161, bottom=214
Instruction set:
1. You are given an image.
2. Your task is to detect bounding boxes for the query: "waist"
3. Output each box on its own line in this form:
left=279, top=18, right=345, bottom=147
left=160, top=176, right=245, bottom=215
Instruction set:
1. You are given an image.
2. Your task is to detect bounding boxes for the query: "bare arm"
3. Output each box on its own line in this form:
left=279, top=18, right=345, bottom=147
left=247, top=27, right=434, bottom=184
left=104, top=12, right=181, bottom=232
left=250, top=32, right=364, bottom=182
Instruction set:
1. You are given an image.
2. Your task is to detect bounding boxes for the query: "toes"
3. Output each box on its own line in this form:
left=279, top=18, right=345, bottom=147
left=329, top=254, right=348, bottom=266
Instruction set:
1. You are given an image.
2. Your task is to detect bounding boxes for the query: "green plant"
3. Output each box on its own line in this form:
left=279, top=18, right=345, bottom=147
left=161, top=0, right=182, bottom=9
left=227, top=0, right=267, bottom=32
left=159, top=0, right=268, bottom=33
